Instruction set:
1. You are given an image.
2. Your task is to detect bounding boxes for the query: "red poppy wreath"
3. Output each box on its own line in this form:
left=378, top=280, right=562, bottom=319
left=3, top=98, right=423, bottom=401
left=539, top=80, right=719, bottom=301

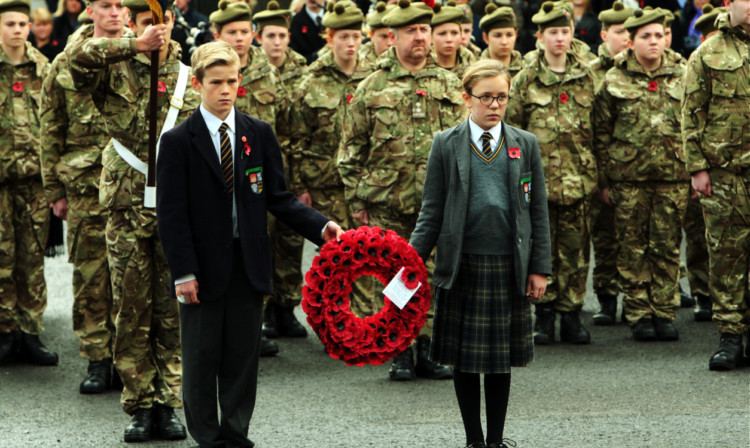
left=301, top=226, right=431, bottom=366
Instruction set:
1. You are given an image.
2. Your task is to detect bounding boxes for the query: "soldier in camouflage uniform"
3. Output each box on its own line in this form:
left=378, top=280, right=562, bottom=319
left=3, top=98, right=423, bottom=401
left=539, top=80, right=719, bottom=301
left=457, top=3, right=482, bottom=57
left=360, top=1, right=394, bottom=66
left=587, top=1, right=632, bottom=326
left=523, top=1, right=597, bottom=67
left=478, top=4, right=524, bottom=77
left=505, top=1, right=596, bottom=345
left=682, top=4, right=750, bottom=371
left=431, top=1, right=477, bottom=80
left=594, top=8, right=688, bottom=342
left=68, top=0, right=199, bottom=440
left=338, top=0, right=464, bottom=381
left=39, top=0, right=128, bottom=393
left=289, top=1, right=375, bottom=318
left=0, top=0, right=58, bottom=367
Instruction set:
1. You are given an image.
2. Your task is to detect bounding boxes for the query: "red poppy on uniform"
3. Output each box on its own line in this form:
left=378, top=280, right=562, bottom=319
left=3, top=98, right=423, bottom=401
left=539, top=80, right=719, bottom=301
left=157, top=81, right=166, bottom=96
left=560, top=92, right=569, bottom=103
left=416, top=90, right=427, bottom=96
left=12, top=82, right=23, bottom=92
left=237, top=86, right=247, bottom=97
left=347, top=94, right=354, bottom=104
left=648, top=81, right=658, bottom=91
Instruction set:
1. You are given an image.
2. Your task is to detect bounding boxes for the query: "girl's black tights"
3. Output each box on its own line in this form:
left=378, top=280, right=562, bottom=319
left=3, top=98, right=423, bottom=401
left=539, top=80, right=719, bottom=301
left=453, top=369, right=511, bottom=446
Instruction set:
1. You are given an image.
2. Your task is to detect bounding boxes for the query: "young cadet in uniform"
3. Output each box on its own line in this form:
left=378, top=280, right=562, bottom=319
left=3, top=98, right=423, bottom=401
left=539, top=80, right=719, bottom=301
left=360, top=2, right=394, bottom=66
left=587, top=0, right=632, bottom=325
left=458, top=3, right=482, bottom=57
left=39, top=0, right=126, bottom=393
left=594, top=8, right=688, bottom=342
left=289, top=0, right=375, bottom=318
left=0, top=0, right=56, bottom=367
left=505, top=0, right=596, bottom=345
left=338, top=0, right=464, bottom=381
left=68, top=0, right=199, bottom=441
left=682, top=1, right=750, bottom=371
left=431, top=1, right=477, bottom=79
left=523, top=0, right=597, bottom=66
left=478, top=4, right=524, bottom=78
left=255, top=2, right=307, bottom=93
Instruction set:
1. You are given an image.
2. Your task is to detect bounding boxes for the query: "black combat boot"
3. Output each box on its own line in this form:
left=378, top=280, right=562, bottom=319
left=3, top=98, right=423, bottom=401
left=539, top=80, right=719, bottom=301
left=414, top=335, right=453, bottom=379
left=709, top=333, right=743, bottom=371
left=653, top=317, right=679, bottom=341
left=19, top=332, right=58, bottom=365
left=152, top=403, right=187, bottom=440
left=388, top=346, right=415, bottom=381
left=124, top=407, right=153, bottom=443
left=533, top=304, right=555, bottom=345
left=80, top=359, right=112, bottom=394
left=262, top=305, right=279, bottom=338
left=560, top=311, right=591, bottom=344
left=275, top=304, right=308, bottom=337
left=679, top=285, right=695, bottom=308
left=693, top=294, right=712, bottom=322
left=0, top=330, right=19, bottom=365
left=631, top=318, right=656, bottom=342
left=259, top=335, right=279, bottom=357
left=592, top=294, right=617, bottom=326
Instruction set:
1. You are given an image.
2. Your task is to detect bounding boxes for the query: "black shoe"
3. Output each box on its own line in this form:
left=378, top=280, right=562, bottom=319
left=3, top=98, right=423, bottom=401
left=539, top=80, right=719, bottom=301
left=694, top=294, right=712, bottom=322
left=680, top=286, right=695, bottom=308
left=592, top=294, right=617, bottom=326
left=111, top=365, right=124, bottom=391
left=414, top=336, right=453, bottom=379
left=275, top=304, right=308, bottom=338
left=262, top=305, right=279, bottom=338
left=259, top=336, right=279, bottom=357
left=388, top=346, right=415, bottom=381
left=533, top=304, right=555, bottom=345
left=152, top=403, right=186, bottom=440
left=80, top=359, right=112, bottom=394
left=632, top=318, right=656, bottom=342
left=709, top=333, right=743, bottom=371
left=465, top=444, right=486, bottom=448
left=488, top=439, right=517, bottom=448
left=653, top=317, right=679, bottom=341
left=124, top=407, right=152, bottom=443
left=560, top=311, right=591, bottom=344
left=0, top=330, right=20, bottom=365
left=19, top=332, right=58, bottom=365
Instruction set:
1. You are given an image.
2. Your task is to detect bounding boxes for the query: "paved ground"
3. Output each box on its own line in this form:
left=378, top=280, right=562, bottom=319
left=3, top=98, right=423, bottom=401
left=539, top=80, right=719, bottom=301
left=1, top=242, right=748, bottom=448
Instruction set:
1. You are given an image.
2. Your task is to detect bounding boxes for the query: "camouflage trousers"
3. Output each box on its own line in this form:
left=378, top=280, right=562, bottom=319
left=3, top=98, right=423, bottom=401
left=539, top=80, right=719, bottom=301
left=539, top=200, right=589, bottom=312
left=106, top=208, right=181, bottom=415
left=67, top=194, right=114, bottom=361
left=267, top=213, right=305, bottom=309
left=368, top=204, right=434, bottom=337
left=700, top=169, right=750, bottom=334
left=0, top=179, right=49, bottom=335
left=610, top=182, right=688, bottom=324
left=309, top=187, right=374, bottom=319
left=590, top=196, right=619, bottom=296
left=683, top=195, right=709, bottom=298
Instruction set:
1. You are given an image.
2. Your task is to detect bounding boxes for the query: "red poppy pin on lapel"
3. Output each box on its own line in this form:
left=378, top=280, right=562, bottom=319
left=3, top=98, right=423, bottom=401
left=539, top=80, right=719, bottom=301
left=242, top=136, right=251, bottom=158
left=560, top=92, right=569, bottom=104
left=347, top=94, right=354, bottom=104
left=415, top=90, right=427, bottom=97
left=157, top=81, right=166, bottom=97
left=648, top=81, right=658, bottom=92
left=508, top=147, right=520, bottom=159
left=302, top=25, right=308, bottom=34
left=12, top=82, right=23, bottom=93
left=237, top=87, right=247, bottom=97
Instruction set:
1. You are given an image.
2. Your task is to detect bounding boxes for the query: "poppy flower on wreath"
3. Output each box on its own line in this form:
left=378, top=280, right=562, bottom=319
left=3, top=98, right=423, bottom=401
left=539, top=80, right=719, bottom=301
left=648, top=81, right=658, bottom=92
left=302, top=226, right=431, bottom=366
left=560, top=92, right=569, bottom=104
left=12, top=82, right=23, bottom=93
left=237, top=86, right=247, bottom=97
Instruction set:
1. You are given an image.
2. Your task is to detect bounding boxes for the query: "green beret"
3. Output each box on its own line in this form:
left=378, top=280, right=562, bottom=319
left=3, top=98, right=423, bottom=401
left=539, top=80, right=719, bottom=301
left=322, top=0, right=363, bottom=30
left=78, top=8, right=92, bottom=23
left=694, top=4, right=724, bottom=37
left=0, top=0, right=30, bottom=16
left=209, top=0, right=252, bottom=25
left=532, top=1, right=572, bottom=30
left=253, top=1, right=291, bottom=30
left=598, top=1, right=633, bottom=26
left=366, top=2, right=394, bottom=28
left=623, top=8, right=665, bottom=32
left=381, top=0, right=433, bottom=28
left=123, top=0, right=174, bottom=14
left=479, top=4, right=516, bottom=32
left=656, top=7, right=675, bottom=26
left=430, top=2, right=464, bottom=28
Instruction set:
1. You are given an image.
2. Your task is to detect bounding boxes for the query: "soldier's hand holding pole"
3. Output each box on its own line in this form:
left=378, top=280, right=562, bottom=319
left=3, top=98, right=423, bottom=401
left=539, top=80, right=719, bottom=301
left=135, top=24, right=167, bottom=52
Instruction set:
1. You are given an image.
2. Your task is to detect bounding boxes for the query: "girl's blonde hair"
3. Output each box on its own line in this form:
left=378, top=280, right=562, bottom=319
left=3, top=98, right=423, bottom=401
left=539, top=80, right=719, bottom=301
left=461, top=59, right=511, bottom=94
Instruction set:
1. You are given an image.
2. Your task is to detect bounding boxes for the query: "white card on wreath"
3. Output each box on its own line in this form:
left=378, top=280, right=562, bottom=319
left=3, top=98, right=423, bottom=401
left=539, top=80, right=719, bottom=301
left=383, top=267, right=421, bottom=310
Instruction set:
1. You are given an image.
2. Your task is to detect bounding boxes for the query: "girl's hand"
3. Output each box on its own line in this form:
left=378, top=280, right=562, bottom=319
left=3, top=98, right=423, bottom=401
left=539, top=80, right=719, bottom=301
left=525, top=274, right=547, bottom=302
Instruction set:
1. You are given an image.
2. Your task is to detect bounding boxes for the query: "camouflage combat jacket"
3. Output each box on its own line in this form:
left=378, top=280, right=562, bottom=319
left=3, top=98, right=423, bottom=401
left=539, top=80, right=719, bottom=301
left=289, top=51, right=372, bottom=191
left=337, top=47, right=464, bottom=215
left=593, top=49, right=688, bottom=185
left=467, top=41, right=482, bottom=58
left=524, top=37, right=597, bottom=67
left=434, top=45, right=477, bottom=80
left=0, top=42, right=49, bottom=184
left=236, top=46, right=284, bottom=131
left=682, top=13, right=750, bottom=177
left=506, top=51, right=597, bottom=205
left=276, top=47, right=308, bottom=93
left=479, top=48, right=524, bottom=77
left=590, top=43, right=614, bottom=85
left=359, top=40, right=379, bottom=66
left=40, top=25, right=115, bottom=202
left=68, top=38, right=200, bottom=211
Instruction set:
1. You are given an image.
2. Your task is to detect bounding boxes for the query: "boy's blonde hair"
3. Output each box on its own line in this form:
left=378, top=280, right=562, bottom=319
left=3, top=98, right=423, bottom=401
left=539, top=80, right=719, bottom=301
left=191, top=40, right=241, bottom=82
left=31, top=7, right=53, bottom=23
left=461, top=59, right=511, bottom=94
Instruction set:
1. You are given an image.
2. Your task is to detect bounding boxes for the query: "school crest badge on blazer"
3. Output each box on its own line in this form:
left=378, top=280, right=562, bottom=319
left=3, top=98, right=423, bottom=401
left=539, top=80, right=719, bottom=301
left=246, top=167, right=263, bottom=194
left=521, top=176, right=531, bottom=204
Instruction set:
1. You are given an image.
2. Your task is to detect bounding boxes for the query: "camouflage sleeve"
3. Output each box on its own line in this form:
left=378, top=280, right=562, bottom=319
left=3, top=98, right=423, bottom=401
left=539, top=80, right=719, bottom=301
left=681, top=50, right=711, bottom=174
left=505, top=71, right=527, bottom=129
left=39, top=58, right=67, bottom=203
left=288, top=75, right=313, bottom=192
left=337, top=82, right=371, bottom=215
left=593, top=78, right=615, bottom=188
left=68, top=37, right=138, bottom=93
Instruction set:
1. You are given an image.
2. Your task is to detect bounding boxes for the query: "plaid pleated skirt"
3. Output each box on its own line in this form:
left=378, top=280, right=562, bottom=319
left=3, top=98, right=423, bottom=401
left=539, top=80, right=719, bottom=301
left=430, top=254, right=534, bottom=374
